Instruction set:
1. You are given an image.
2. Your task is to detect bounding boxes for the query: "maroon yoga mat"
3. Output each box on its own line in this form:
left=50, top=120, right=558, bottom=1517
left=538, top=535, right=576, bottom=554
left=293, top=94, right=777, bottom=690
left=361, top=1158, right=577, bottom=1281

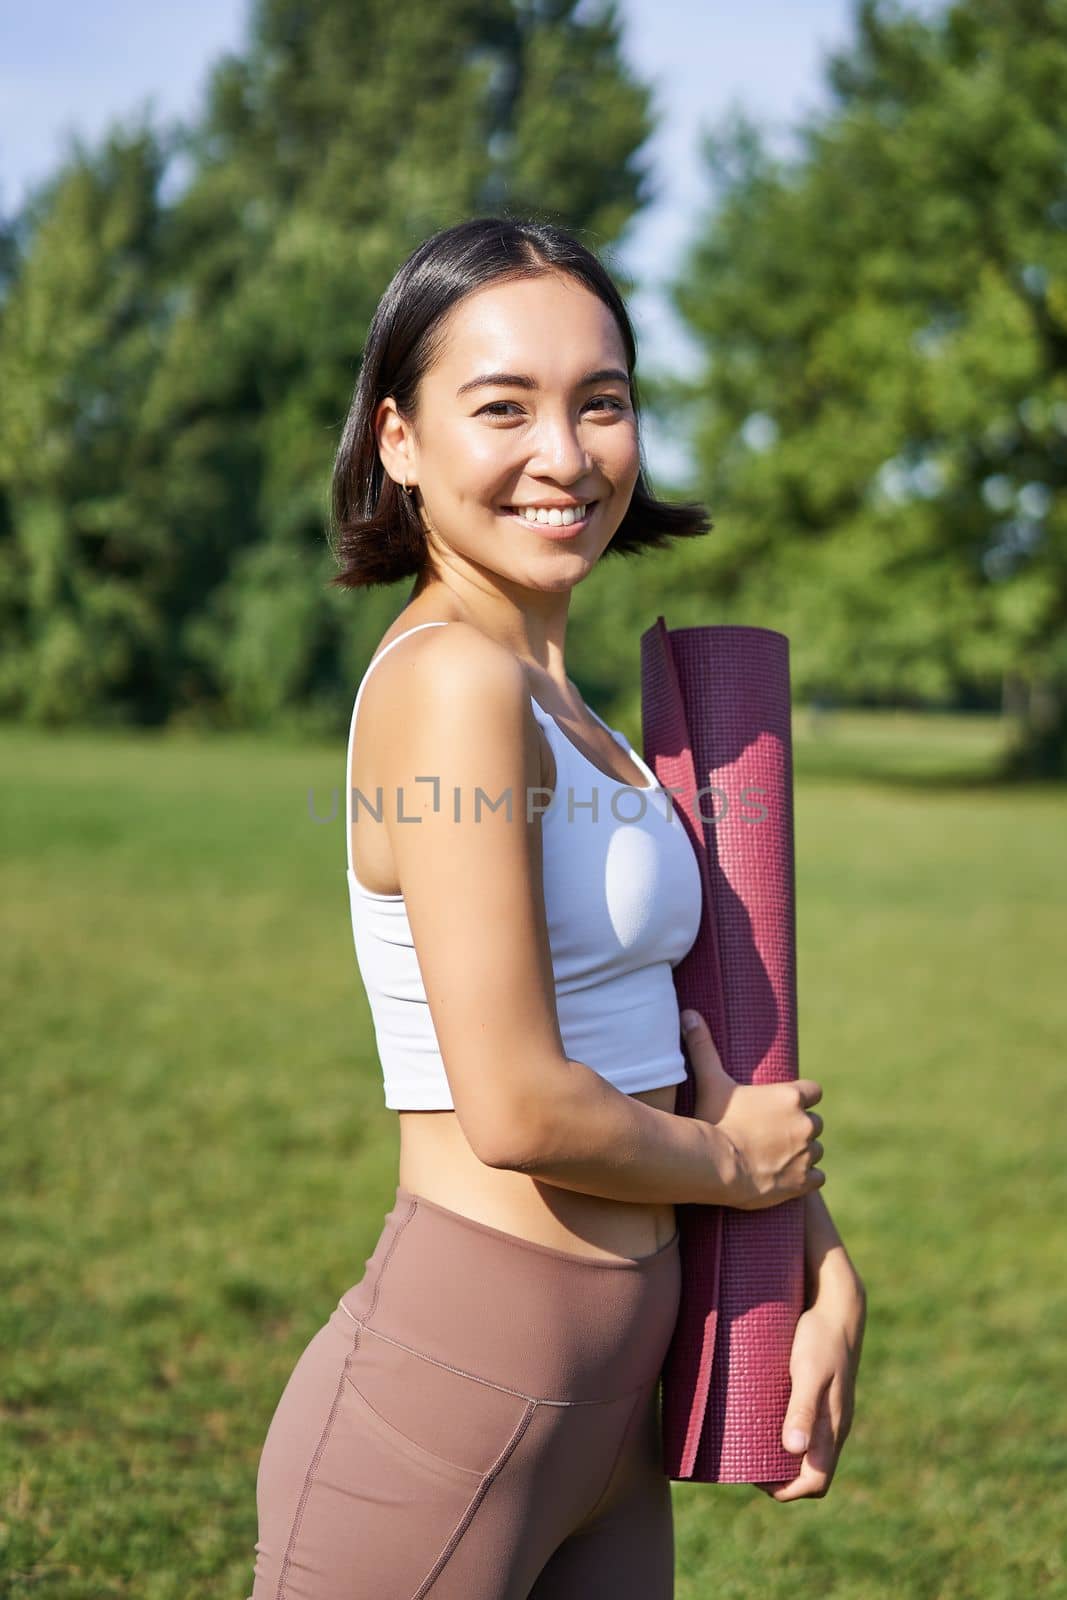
left=641, top=617, right=806, bottom=1484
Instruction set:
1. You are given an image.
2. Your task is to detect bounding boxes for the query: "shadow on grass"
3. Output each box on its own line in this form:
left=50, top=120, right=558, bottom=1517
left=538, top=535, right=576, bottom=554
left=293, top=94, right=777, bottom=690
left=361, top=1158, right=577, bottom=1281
left=793, top=708, right=1066, bottom=795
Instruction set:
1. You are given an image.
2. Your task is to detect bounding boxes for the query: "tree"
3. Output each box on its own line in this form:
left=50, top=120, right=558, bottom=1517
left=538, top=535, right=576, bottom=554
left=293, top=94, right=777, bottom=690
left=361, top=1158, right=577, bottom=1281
left=0, top=0, right=655, bottom=729
left=144, top=0, right=656, bottom=731
left=0, top=125, right=175, bottom=723
left=667, top=0, right=1067, bottom=777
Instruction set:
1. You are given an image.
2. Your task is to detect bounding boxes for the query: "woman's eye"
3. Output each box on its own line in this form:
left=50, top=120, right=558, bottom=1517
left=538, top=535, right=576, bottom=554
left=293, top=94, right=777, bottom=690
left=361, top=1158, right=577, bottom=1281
left=476, top=396, right=626, bottom=418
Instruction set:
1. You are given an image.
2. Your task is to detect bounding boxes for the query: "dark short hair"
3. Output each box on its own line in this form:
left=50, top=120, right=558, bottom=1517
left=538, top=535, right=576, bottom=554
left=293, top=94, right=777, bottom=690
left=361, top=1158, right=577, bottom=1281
left=327, top=215, right=711, bottom=590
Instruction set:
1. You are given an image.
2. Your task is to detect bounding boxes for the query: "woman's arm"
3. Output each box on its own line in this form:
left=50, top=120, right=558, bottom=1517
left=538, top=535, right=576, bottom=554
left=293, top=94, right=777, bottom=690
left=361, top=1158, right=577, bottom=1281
left=803, top=1187, right=866, bottom=1305
left=755, top=1187, right=866, bottom=1501
left=373, top=622, right=737, bottom=1207
left=377, top=623, right=818, bottom=1213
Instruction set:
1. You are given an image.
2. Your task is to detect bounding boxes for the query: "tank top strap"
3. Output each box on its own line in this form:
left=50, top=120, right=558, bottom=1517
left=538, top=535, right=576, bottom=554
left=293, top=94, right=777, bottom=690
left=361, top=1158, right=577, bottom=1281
left=584, top=702, right=630, bottom=751
left=351, top=621, right=451, bottom=719
left=531, top=694, right=629, bottom=754
left=346, top=621, right=450, bottom=872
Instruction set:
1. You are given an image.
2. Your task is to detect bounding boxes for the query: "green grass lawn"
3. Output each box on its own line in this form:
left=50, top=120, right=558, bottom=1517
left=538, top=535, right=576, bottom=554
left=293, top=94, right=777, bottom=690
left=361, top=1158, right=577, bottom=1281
left=1, top=712, right=1064, bottom=1598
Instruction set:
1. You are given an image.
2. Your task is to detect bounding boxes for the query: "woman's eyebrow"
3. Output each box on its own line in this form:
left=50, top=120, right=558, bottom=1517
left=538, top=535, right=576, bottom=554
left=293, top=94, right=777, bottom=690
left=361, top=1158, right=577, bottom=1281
left=456, top=367, right=630, bottom=397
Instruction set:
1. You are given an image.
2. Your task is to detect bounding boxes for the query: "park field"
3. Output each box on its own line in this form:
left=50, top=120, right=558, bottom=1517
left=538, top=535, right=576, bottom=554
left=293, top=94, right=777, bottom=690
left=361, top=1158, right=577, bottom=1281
left=1, top=710, right=1064, bottom=1598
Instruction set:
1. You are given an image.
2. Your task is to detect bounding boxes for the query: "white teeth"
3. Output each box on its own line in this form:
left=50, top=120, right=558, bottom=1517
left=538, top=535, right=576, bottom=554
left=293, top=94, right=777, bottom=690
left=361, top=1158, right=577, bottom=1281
left=511, top=503, right=588, bottom=524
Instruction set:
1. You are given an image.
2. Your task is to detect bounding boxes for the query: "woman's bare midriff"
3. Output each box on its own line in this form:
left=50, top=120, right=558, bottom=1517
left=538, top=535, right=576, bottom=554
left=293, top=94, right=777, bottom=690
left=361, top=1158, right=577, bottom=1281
left=396, top=1088, right=679, bottom=1264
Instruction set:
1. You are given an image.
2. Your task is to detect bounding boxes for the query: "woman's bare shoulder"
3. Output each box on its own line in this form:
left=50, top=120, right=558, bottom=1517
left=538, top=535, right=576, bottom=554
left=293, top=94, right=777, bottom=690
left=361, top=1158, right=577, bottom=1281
left=359, top=618, right=537, bottom=774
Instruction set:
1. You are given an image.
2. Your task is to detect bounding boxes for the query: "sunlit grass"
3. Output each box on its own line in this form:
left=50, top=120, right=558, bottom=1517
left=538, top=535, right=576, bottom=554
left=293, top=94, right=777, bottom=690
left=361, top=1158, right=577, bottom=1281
left=1, top=716, right=1063, bottom=1597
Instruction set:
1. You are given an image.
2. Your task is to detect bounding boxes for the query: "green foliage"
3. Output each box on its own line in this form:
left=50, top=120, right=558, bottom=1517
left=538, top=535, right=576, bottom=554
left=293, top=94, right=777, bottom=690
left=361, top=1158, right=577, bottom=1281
left=0, top=127, right=175, bottom=723
left=669, top=0, right=1067, bottom=774
left=4, top=0, right=1066, bottom=777
left=0, top=0, right=654, bottom=730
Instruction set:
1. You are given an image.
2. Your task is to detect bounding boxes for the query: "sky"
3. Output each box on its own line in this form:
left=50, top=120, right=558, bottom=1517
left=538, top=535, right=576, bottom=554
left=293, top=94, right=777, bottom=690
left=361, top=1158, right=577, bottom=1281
left=0, top=0, right=863, bottom=479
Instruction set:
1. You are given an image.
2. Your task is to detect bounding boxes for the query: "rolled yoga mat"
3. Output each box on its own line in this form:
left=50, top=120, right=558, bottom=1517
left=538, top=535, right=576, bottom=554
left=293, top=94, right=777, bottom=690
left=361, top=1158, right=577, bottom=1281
left=640, top=617, right=806, bottom=1484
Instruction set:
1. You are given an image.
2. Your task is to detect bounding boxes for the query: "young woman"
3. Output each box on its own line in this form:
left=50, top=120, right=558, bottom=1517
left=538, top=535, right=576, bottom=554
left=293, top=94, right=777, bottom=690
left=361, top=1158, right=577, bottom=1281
left=248, top=216, right=864, bottom=1600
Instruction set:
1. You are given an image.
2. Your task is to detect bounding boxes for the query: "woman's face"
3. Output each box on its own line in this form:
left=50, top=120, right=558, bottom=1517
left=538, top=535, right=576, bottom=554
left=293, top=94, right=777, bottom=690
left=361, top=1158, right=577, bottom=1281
left=377, top=271, right=641, bottom=593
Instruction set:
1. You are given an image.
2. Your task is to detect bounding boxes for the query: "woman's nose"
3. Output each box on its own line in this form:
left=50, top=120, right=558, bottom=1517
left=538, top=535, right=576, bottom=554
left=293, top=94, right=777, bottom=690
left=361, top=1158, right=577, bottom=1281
left=526, top=415, right=592, bottom=478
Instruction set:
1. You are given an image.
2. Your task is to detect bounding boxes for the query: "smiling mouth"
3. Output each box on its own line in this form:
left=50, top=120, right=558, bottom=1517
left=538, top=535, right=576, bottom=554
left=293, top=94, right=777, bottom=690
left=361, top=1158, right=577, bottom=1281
left=501, top=501, right=597, bottom=528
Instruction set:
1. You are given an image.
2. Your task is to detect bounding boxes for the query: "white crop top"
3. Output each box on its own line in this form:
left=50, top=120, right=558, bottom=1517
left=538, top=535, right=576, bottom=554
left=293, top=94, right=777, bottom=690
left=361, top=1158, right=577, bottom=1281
left=345, top=621, right=703, bottom=1110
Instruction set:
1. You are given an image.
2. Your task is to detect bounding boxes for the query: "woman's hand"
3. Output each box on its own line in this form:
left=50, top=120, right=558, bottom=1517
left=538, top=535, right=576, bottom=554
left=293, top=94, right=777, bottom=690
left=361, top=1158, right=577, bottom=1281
left=754, top=1266, right=867, bottom=1501
left=681, top=1008, right=826, bottom=1210
left=681, top=1006, right=863, bottom=1497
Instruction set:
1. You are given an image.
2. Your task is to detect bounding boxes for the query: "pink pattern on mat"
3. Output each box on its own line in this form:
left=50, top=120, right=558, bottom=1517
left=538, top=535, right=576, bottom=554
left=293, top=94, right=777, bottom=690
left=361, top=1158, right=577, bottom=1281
left=641, top=618, right=806, bottom=1484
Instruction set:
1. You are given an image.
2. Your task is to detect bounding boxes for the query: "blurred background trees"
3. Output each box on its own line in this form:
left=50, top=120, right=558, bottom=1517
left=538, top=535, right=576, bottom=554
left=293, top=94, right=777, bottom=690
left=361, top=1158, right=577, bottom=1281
left=0, top=0, right=654, bottom=736
left=1, top=0, right=1065, bottom=775
left=664, top=0, right=1067, bottom=777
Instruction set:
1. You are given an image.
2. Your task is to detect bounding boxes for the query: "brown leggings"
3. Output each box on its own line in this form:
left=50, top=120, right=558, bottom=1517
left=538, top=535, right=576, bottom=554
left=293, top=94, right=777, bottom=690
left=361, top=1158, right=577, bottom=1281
left=247, top=1186, right=682, bottom=1599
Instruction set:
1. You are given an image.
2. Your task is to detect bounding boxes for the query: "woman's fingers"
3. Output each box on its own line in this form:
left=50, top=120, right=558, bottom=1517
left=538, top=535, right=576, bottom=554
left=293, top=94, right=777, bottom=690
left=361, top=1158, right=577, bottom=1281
left=680, top=1008, right=722, bottom=1059
left=681, top=1009, right=736, bottom=1124
left=683, top=1008, right=829, bottom=1204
